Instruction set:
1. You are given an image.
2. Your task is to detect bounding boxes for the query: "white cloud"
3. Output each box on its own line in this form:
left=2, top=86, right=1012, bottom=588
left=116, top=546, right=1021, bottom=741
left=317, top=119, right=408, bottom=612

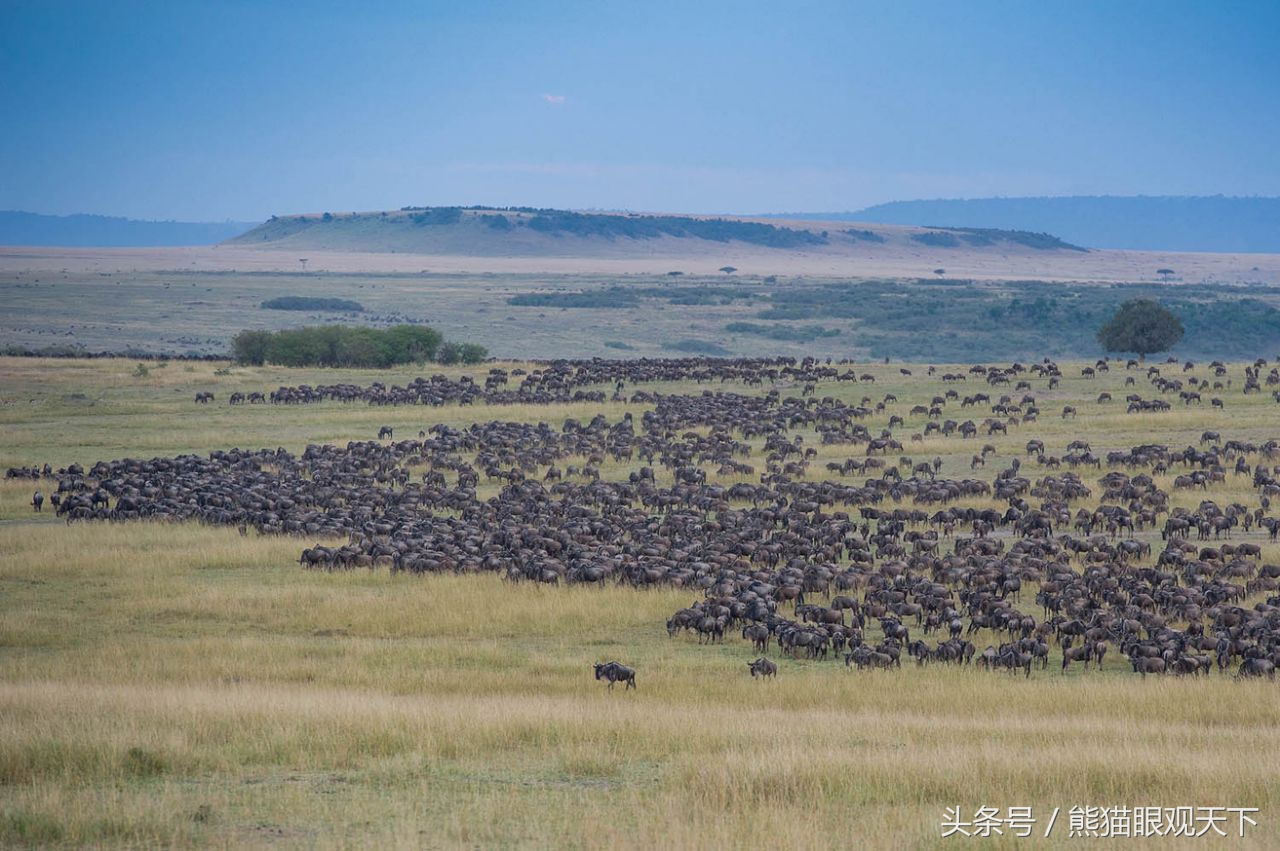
left=541, top=93, right=567, bottom=105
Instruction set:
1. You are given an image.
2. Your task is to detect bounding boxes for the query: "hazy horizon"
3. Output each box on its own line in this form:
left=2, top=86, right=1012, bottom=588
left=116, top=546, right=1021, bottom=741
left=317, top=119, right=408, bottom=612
left=3, top=1, right=1278, bottom=222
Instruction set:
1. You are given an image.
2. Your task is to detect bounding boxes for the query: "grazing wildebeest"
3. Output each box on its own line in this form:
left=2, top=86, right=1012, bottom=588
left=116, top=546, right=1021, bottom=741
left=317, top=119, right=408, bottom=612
left=748, top=657, right=778, bottom=679
left=1237, top=658, right=1276, bottom=680
left=1130, top=656, right=1166, bottom=677
left=378, top=426, right=394, bottom=440
left=1061, top=641, right=1095, bottom=673
left=594, top=661, right=636, bottom=690
left=742, top=623, right=771, bottom=653
left=29, top=353, right=1280, bottom=690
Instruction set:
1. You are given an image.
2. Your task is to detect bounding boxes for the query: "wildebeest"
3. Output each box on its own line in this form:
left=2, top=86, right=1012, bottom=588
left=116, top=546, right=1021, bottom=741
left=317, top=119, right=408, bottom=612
left=747, top=657, right=778, bottom=679
left=594, top=661, right=636, bottom=690
left=23, top=353, right=1280, bottom=689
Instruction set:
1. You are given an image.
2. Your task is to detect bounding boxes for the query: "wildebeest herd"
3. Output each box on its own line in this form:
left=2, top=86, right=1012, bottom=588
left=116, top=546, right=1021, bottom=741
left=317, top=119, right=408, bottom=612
left=12, top=355, right=1280, bottom=685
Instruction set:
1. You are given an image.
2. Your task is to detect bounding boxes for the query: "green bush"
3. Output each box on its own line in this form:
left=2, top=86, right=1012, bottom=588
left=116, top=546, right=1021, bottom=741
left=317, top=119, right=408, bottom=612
left=230, top=325, right=450, bottom=368
left=436, top=342, right=461, bottom=364
left=230, top=330, right=274, bottom=365
left=432, top=341, right=487, bottom=366
left=1097, top=299, right=1184, bottom=355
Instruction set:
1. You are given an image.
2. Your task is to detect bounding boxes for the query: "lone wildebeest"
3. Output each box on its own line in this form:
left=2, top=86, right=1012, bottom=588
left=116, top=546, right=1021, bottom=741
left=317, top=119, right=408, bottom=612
left=31, top=490, right=44, bottom=512
left=593, top=661, right=636, bottom=690
left=748, top=657, right=778, bottom=679
left=378, top=426, right=394, bottom=440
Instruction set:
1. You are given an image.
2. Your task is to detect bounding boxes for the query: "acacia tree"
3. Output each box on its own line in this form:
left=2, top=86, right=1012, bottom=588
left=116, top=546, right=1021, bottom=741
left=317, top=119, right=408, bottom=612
left=1096, top=299, right=1184, bottom=357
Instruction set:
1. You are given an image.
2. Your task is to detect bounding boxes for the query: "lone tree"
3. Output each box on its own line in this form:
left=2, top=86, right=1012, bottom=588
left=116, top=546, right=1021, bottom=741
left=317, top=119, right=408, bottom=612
left=1157, top=268, right=1175, bottom=281
left=718, top=266, right=738, bottom=275
left=1096, top=299, right=1184, bottom=357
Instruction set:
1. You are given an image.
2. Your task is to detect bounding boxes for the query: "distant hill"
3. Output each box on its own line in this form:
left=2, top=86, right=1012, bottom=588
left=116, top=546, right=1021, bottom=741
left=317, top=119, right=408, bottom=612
left=226, top=206, right=1084, bottom=257
left=771, top=196, right=1280, bottom=253
left=0, top=211, right=256, bottom=247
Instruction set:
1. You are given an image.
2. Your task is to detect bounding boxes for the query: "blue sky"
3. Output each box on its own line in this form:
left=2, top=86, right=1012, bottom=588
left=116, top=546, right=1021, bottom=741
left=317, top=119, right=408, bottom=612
left=2, top=0, right=1277, bottom=221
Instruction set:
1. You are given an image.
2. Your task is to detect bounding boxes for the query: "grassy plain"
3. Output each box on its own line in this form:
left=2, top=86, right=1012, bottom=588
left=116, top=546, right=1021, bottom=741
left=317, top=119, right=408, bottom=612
left=3, top=356, right=1280, bottom=848
left=4, top=251, right=1280, bottom=362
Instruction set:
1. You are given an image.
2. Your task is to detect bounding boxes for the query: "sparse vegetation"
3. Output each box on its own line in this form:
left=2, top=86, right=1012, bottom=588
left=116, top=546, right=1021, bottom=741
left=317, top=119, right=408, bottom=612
left=6, top=266, right=1280, bottom=363
left=749, top=279, right=1280, bottom=360
left=911, top=230, right=960, bottom=248
left=725, top=321, right=840, bottom=342
left=508, top=290, right=640, bottom=309
left=661, top=339, right=730, bottom=355
left=508, top=286, right=756, bottom=310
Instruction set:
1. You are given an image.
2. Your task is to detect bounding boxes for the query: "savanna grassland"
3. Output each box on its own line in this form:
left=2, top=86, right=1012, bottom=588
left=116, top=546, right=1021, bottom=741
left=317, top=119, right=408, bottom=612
left=3, top=355, right=1280, bottom=849
left=6, top=260, right=1280, bottom=363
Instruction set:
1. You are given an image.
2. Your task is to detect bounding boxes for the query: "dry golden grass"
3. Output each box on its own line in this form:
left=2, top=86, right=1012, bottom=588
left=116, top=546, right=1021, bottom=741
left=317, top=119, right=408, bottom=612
left=3, top=357, right=1280, bottom=848
left=4, top=525, right=1280, bottom=849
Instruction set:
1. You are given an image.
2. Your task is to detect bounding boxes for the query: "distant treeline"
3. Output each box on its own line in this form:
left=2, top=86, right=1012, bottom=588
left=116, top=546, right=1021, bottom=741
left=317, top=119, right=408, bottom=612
left=523, top=210, right=826, bottom=248
left=910, top=227, right=1086, bottom=251
left=843, top=228, right=886, bottom=243
left=231, top=325, right=486, bottom=367
left=261, top=296, right=365, bottom=312
left=0, top=344, right=224, bottom=361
